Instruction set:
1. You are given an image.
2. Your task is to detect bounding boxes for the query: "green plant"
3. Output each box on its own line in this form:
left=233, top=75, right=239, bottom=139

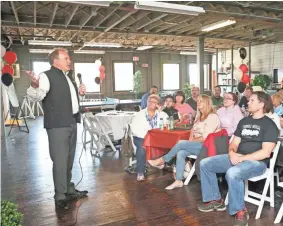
left=1, top=200, right=23, bottom=226
left=183, top=83, right=192, bottom=99
left=252, top=74, right=272, bottom=90
left=133, top=70, right=143, bottom=98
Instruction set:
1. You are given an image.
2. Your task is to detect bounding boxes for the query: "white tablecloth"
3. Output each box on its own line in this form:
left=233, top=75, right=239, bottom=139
left=95, top=110, right=136, bottom=140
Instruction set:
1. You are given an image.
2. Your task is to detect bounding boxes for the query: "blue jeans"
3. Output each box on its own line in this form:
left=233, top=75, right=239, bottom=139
left=163, top=140, right=202, bottom=180
left=133, top=136, right=146, bottom=175
left=200, top=154, right=267, bottom=215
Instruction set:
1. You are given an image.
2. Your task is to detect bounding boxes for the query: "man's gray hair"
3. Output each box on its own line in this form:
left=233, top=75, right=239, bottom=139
left=48, top=48, right=68, bottom=65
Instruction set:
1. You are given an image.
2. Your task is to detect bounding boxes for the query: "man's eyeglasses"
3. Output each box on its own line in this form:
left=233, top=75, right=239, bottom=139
left=224, top=97, right=233, bottom=101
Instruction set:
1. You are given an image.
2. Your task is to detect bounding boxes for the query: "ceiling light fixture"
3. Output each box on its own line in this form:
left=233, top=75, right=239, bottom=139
left=135, top=1, right=205, bottom=16
left=201, top=20, right=236, bottom=32
left=83, top=42, right=123, bottom=48
left=28, top=40, right=73, bottom=46
left=137, top=46, right=153, bottom=51
left=74, top=50, right=105, bottom=54
left=29, top=49, right=54, bottom=53
left=180, top=51, right=197, bottom=55
left=61, top=1, right=110, bottom=7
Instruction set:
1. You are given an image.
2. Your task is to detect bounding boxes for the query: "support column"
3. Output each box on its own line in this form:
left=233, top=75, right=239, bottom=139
left=231, top=45, right=234, bottom=91
left=197, top=35, right=205, bottom=93
left=216, top=48, right=218, bottom=86
left=248, top=42, right=251, bottom=85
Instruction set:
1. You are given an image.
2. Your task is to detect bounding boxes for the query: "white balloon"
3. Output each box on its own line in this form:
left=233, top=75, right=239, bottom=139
left=1, top=45, right=6, bottom=58
left=95, top=59, right=102, bottom=67
left=234, top=68, right=243, bottom=80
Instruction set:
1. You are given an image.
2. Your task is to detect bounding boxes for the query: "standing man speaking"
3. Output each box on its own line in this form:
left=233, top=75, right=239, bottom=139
left=26, top=48, right=88, bottom=210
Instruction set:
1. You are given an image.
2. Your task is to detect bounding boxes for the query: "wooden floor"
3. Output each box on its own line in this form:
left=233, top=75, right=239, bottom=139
left=2, top=117, right=283, bottom=226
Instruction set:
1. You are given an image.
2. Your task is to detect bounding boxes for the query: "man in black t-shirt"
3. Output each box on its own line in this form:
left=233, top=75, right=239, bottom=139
left=162, top=95, right=179, bottom=122
left=198, top=91, right=278, bottom=226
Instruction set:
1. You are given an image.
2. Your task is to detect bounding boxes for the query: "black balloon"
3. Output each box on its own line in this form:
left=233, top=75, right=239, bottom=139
left=239, top=47, right=247, bottom=60
left=1, top=73, right=13, bottom=86
left=94, top=76, right=100, bottom=84
left=237, top=82, right=246, bottom=93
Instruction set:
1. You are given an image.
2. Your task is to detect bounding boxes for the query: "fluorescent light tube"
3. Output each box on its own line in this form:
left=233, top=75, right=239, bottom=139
left=29, top=49, right=53, bottom=53
left=74, top=50, right=105, bottom=54
left=84, top=42, right=122, bottom=48
left=180, top=51, right=197, bottom=55
left=28, top=40, right=73, bottom=46
left=137, top=46, right=153, bottom=51
left=135, top=1, right=205, bottom=16
left=66, top=1, right=110, bottom=7
left=201, top=20, right=236, bottom=32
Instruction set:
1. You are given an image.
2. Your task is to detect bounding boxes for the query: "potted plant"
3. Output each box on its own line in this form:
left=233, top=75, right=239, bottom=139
left=252, top=74, right=272, bottom=90
left=1, top=200, right=24, bottom=226
left=183, top=83, right=192, bottom=99
left=133, top=70, right=143, bottom=99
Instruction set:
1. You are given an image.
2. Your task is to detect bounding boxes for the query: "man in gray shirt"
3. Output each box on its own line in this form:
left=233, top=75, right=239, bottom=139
left=186, top=86, right=199, bottom=111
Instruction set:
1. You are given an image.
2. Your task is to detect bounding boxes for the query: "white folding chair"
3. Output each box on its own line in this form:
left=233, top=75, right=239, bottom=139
left=83, top=113, right=117, bottom=157
left=274, top=194, right=283, bottom=224
left=225, top=141, right=281, bottom=220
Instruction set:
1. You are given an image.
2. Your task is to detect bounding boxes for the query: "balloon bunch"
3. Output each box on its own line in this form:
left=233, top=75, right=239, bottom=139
left=1, top=45, right=17, bottom=87
left=237, top=47, right=250, bottom=93
left=94, top=59, right=106, bottom=85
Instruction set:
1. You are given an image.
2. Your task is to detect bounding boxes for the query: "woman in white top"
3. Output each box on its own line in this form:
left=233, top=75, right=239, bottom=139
left=148, top=95, right=220, bottom=190
left=131, top=94, right=168, bottom=181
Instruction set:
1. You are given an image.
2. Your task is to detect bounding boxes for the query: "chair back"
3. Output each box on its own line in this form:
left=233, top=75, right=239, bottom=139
left=269, top=141, right=281, bottom=170
left=84, top=112, right=103, bottom=135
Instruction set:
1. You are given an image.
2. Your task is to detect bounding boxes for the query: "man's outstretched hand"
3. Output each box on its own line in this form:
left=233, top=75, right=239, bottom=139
left=25, top=71, right=40, bottom=88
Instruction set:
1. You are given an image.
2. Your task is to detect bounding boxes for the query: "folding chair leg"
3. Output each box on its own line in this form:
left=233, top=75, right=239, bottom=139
left=184, top=163, right=195, bottom=185
left=270, top=174, right=275, bottom=207
left=274, top=202, right=283, bottom=224
left=244, top=180, right=249, bottom=200
left=255, top=177, right=271, bottom=219
left=225, top=193, right=229, bottom=206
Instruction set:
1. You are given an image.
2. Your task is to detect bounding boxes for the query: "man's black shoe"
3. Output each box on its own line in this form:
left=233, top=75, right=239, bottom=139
left=66, top=189, right=88, bottom=201
left=55, top=199, right=69, bottom=210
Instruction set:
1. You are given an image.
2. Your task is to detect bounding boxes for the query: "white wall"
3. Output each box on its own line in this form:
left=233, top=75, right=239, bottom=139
left=212, top=43, right=283, bottom=76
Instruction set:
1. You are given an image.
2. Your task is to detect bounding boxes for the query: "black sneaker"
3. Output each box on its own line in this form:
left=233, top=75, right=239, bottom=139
left=233, top=208, right=249, bottom=226
left=55, top=199, right=69, bottom=210
left=198, top=199, right=226, bottom=212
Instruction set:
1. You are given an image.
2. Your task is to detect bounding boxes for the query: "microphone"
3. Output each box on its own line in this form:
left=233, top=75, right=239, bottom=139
left=77, top=73, right=82, bottom=84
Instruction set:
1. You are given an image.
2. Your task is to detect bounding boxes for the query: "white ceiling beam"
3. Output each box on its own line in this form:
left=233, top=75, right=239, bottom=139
left=49, top=3, right=58, bottom=27
left=65, top=4, right=79, bottom=27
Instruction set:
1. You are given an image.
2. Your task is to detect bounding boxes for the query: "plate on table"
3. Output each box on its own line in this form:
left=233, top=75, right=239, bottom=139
left=107, top=113, right=118, bottom=116
left=125, top=112, right=135, bottom=115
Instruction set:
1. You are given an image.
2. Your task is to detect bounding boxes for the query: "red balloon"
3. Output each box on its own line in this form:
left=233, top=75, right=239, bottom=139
left=3, top=51, right=17, bottom=65
left=239, top=64, right=248, bottom=73
left=2, top=64, right=14, bottom=75
left=100, top=72, right=105, bottom=81
left=241, top=73, right=250, bottom=84
left=99, top=65, right=105, bottom=73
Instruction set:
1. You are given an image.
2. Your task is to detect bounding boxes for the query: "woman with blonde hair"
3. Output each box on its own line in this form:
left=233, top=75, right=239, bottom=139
left=148, top=95, right=221, bottom=190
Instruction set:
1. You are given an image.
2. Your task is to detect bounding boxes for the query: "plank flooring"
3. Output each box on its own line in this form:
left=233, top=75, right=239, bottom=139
left=1, top=116, right=283, bottom=226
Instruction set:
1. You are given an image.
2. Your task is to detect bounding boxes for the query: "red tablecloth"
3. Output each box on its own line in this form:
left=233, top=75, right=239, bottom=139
left=143, top=129, right=191, bottom=160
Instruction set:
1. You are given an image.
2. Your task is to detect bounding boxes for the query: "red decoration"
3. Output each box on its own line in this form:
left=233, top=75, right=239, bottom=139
left=239, top=64, right=248, bottom=73
left=99, top=65, right=105, bottom=73
left=3, top=51, right=17, bottom=65
left=2, top=64, right=14, bottom=75
left=241, top=73, right=250, bottom=84
left=100, top=72, right=105, bottom=81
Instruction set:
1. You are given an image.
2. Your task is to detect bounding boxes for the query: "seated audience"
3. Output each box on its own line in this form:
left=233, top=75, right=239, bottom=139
left=217, top=92, right=243, bottom=137
left=140, top=86, right=158, bottom=109
left=131, top=94, right=168, bottom=181
left=272, top=93, right=283, bottom=116
left=266, top=95, right=281, bottom=131
left=186, top=86, right=199, bottom=111
left=148, top=95, right=220, bottom=190
left=238, top=87, right=253, bottom=109
left=211, top=85, right=224, bottom=109
left=198, top=91, right=278, bottom=226
left=174, top=90, right=195, bottom=125
left=162, top=95, right=179, bottom=124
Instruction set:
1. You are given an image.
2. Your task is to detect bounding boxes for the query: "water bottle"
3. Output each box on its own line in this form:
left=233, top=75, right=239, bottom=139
left=189, top=113, right=193, bottom=125
left=159, top=118, right=164, bottom=130
left=170, top=116, right=174, bottom=130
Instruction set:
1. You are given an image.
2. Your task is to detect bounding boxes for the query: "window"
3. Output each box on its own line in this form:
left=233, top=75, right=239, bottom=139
left=189, top=63, right=210, bottom=89
left=74, top=63, right=100, bottom=92
left=32, top=61, right=50, bottom=76
left=114, top=62, right=134, bottom=91
left=163, top=63, right=180, bottom=90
